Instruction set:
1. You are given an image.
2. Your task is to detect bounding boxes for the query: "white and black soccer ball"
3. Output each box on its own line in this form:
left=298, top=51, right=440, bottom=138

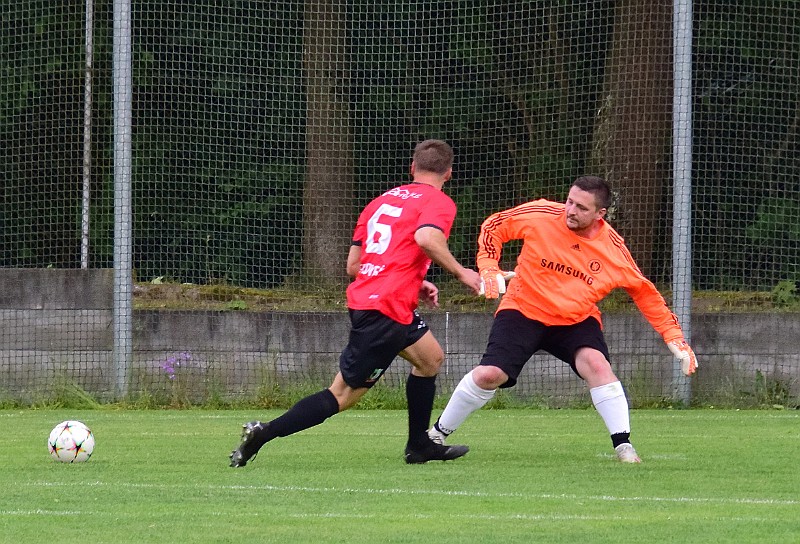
left=48, top=420, right=95, bottom=463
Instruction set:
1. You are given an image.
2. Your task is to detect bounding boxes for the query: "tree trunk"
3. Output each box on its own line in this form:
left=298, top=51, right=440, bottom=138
left=302, top=0, right=354, bottom=285
left=593, top=0, right=672, bottom=275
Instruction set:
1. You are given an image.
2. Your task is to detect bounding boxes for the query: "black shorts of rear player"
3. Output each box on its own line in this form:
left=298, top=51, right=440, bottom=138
left=251, top=310, right=431, bottom=449
left=479, top=309, right=610, bottom=388
left=339, top=309, right=430, bottom=389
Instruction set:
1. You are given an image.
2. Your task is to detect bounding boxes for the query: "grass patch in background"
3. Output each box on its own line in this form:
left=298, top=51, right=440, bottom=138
left=5, top=373, right=799, bottom=411
left=133, top=280, right=800, bottom=313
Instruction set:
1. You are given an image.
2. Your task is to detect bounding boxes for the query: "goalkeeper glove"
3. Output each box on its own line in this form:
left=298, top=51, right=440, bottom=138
left=478, top=268, right=516, bottom=299
left=667, top=339, right=698, bottom=376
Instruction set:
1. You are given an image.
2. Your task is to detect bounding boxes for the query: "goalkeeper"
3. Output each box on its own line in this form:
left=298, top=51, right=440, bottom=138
left=429, top=175, right=698, bottom=463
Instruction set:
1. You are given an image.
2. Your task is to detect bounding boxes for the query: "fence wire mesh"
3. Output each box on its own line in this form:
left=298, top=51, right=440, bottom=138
left=1, top=1, right=798, bottom=407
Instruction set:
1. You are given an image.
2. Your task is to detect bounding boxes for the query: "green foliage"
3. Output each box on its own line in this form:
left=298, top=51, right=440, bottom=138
left=349, top=383, right=407, bottom=410
left=771, top=280, right=799, bottom=308
left=123, top=389, right=162, bottom=410
left=692, top=369, right=800, bottom=410
left=0, top=394, right=22, bottom=410
left=747, top=198, right=800, bottom=245
left=30, top=377, right=102, bottom=410
left=247, top=381, right=322, bottom=410
left=224, top=299, right=248, bottom=311
left=749, top=370, right=797, bottom=409
left=2, top=0, right=798, bottom=294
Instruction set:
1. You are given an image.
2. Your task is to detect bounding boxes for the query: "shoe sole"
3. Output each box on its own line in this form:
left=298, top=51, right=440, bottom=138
left=617, top=455, right=642, bottom=463
left=614, top=445, right=642, bottom=463
left=404, top=445, right=469, bottom=464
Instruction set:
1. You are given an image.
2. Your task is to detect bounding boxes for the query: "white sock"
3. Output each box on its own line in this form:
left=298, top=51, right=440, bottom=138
left=435, top=370, right=496, bottom=435
left=590, top=381, right=630, bottom=436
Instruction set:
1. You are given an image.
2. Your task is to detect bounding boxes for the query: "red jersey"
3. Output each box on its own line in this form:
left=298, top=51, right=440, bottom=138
left=477, top=199, right=684, bottom=342
left=347, top=183, right=457, bottom=324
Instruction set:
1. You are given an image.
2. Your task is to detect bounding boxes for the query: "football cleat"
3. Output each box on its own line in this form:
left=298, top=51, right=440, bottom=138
left=427, top=426, right=448, bottom=445
left=404, top=439, right=469, bottom=464
left=614, top=443, right=642, bottom=463
left=229, top=421, right=266, bottom=468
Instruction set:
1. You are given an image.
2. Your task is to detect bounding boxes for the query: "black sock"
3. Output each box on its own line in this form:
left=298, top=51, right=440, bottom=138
left=406, top=374, right=436, bottom=448
left=611, top=432, right=631, bottom=448
left=256, top=389, right=340, bottom=447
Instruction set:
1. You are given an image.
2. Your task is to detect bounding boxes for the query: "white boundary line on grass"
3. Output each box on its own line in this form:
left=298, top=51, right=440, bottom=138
left=0, top=508, right=786, bottom=525
left=0, top=509, right=84, bottom=516
left=0, top=509, right=627, bottom=522
left=22, top=480, right=800, bottom=506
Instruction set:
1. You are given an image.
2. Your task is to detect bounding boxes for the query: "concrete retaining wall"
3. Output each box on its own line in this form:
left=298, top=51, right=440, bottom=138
left=1, top=269, right=798, bottom=403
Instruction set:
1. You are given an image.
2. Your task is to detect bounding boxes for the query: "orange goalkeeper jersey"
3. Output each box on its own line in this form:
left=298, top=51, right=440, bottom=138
left=477, top=199, right=684, bottom=342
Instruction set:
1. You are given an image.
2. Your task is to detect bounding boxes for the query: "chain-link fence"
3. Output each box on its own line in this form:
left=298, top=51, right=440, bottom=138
left=1, top=1, right=798, bottom=407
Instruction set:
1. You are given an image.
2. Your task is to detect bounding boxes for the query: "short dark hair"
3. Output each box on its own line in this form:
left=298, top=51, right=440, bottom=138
left=413, top=139, right=454, bottom=175
left=573, top=175, right=612, bottom=210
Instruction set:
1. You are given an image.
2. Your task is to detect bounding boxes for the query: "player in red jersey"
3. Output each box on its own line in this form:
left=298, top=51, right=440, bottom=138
left=429, top=176, right=698, bottom=463
left=230, top=140, right=481, bottom=467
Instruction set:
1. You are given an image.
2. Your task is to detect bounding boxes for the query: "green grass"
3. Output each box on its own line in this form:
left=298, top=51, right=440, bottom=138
left=4, top=409, right=799, bottom=543
left=132, top=280, right=800, bottom=313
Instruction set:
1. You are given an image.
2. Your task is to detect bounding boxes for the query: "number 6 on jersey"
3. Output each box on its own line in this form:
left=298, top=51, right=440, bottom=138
left=365, top=203, right=402, bottom=255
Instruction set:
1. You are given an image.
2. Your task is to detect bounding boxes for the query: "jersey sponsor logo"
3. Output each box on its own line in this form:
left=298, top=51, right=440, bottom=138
left=359, top=262, right=386, bottom=277
left=366, top=368, right=386, bottom=383
left=383, top=187, right=424, bottom=200
left=571, top=243, right=581, bottom=251
left=540, top=258, right=594, bottom=285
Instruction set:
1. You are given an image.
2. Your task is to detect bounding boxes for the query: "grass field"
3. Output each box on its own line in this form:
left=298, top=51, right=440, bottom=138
left=4, top=408, right=799, bottom=543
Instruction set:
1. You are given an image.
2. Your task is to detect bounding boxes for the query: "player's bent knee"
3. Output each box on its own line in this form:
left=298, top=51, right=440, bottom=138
left=472, top=365, right=507, bottom=389
left=401, top=341, right=444, bottom=377
left=576, top=357, right=617, bottom=385
left=415, top=357, right=443, bottom=377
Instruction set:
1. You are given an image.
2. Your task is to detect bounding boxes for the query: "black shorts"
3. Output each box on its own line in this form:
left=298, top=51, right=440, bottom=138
left=479, top=309, right=610, bottom=388
left=339, top=309, right=430, bottom=389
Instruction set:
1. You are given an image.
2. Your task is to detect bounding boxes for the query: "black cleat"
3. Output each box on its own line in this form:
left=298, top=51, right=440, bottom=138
left=404, top=439, right=469, bottom=464
left=229, top=421, right=266, bottom=468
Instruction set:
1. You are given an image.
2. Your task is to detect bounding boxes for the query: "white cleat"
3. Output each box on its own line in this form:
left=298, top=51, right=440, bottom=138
left=614, top=443, right=642, bottom=463
left=427, top=427, right=448, bottom=445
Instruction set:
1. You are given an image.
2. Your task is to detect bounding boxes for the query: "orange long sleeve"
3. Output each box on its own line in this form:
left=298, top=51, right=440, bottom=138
left=477, top=199, right=684, bottom=342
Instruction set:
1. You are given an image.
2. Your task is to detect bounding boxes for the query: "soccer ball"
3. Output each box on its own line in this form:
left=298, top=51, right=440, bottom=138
left=48, top=420, right=95, bottom=463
